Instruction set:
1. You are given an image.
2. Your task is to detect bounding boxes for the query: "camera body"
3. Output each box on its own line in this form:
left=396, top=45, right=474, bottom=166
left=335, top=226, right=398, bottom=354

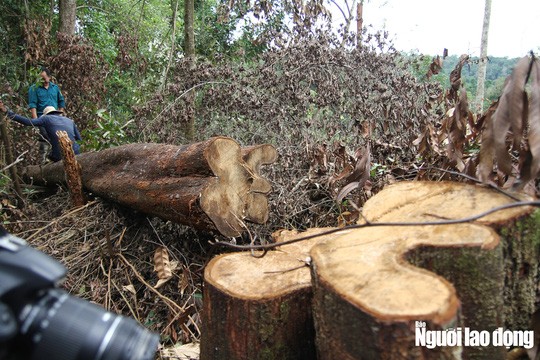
left=0, top=227, right=159, bottom=360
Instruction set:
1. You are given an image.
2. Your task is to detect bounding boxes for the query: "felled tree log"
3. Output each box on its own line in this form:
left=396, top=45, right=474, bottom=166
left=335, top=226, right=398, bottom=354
left=200, top=228, right=346, bottom=360
left=24, top=137, right=276, bottom=236
left=310, top=181, right=538, bottom=360
left=242, top=145, right=278, bottom=224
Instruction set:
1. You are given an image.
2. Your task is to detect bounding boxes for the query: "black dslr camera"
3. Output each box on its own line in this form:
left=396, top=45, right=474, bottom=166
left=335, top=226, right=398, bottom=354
left=0, top=226, right=159, bottom=360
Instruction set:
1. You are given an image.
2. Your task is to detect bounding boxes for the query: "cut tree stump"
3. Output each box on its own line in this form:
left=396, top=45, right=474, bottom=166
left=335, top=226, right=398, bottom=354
left=200, top=228, right=347, bottom=360
left=310, top=181, right=538, bottom=360
left=24, top=137, right=277, bottom=236
left=201, top=181, right=539, bottom=359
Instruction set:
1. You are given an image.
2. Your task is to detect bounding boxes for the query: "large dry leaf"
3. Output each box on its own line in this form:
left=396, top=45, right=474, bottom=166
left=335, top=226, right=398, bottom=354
left=527, top=60, right=540, bottom=178
left=492, top=56, right=531, bottom=175
left=445, top=88, right=469, bottom=171
left=478, top=101, right=499, bottom=181
left=336, top=146, right=371, bottom=203
left=154, top=246, right=173, bottom=288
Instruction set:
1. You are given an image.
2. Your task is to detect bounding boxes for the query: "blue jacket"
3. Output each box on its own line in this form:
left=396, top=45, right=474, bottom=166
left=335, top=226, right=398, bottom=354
left=7, top=111, right=81, bottom=162
left=28, top=83, right=66, bottom=116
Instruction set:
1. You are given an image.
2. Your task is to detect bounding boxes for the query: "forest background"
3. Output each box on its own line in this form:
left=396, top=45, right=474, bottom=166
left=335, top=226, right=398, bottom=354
left=0, top=0, right=538, bottom=350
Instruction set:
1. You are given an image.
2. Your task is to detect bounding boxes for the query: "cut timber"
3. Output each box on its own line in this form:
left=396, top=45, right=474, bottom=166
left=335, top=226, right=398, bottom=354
left=242, top=145, right=278, bottom=224
left=200, top=228, right=347, bottom=360
left=310, top=181, right=537, bottom=360
left=24, top=137, right=273, bottom=236
left=56, top=130, right=85, bottom=207
left=242, top=144, right=277, bottom=194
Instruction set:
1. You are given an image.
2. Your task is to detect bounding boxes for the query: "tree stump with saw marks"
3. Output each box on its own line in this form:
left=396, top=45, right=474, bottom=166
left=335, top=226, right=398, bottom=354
left=24, top=137, right=277, bottom=236
left=200, top=228, right=348, bottom=360
left=310, top=181, right=538, bottom=360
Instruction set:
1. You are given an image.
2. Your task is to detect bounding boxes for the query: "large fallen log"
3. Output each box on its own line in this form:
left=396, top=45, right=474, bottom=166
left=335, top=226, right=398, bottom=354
left=24, top=137, right=276, bottom=236
left=202, top=181, right=539, bottom=359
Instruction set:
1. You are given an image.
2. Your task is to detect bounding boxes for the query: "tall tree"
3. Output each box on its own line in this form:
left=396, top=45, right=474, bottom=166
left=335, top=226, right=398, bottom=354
left=357, top=1, right=363, bottom=47
left=160, top=0, right=179, bottom=91
left=58, top=0, right=76, bottom=35
left=184, top=0, right=195, bottom=58
left=475, top=0, right=492, bottom=113
left=184, top=0, right=196, bottom=140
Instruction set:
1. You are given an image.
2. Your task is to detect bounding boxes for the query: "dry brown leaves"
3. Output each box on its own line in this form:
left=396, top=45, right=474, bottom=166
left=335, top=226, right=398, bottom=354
left=418, top=53, right=540, bottom=193
left=478, top=55, right=539, bottom=189
left=5, top=191, right=207, bottom=349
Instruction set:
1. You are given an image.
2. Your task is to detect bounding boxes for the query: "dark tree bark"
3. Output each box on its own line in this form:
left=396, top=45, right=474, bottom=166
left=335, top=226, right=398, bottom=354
left=201, top=181, right=539, bottom=359
left=58, top=0, right=76, bottom=35
left=0, top=116, right=23, bottom=206
left=200, top=228, right=345, bottom=360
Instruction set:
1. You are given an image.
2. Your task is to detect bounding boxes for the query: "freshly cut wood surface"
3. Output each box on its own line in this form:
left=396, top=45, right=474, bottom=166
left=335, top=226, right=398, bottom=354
left=311, top=223, right=495, bottom=323
left=310, top=181, right=537, bottom=360
left=360, top=181, right=533, bottom=225
left=241, top=144, right=278, bottom=223
left=242, top=144, right=278, bottom=194
left=200, top=228, right=349, bottom=360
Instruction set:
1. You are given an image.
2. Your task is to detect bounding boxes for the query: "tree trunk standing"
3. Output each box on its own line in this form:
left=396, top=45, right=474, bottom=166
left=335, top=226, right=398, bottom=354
left=356, top=2, right=363, bottom=47
left=200, top=228, right=347, bottom=360
left=184, top=0, right=196, bottom=140
left=159, top=0, right=179, bottom=92
left=183, top=0, right=195, bottom=58
left=0, top=116, right=23, bottom=206
left=58, top=0, right=76, bottom=35
left=475, top=0, right=492, bottom=113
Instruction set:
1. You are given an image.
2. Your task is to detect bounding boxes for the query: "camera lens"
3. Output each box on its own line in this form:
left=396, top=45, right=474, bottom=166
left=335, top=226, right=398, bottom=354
left=17, top=289, right=159, bottom=360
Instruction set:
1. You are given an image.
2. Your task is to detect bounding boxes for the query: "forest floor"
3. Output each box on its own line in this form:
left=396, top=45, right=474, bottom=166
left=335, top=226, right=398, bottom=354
left=5, top=186, right=215, bottom=359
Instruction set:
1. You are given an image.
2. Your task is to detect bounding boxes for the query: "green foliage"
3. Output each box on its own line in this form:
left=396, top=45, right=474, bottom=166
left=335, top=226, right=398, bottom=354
left=81, top=109, right=134, bottom=151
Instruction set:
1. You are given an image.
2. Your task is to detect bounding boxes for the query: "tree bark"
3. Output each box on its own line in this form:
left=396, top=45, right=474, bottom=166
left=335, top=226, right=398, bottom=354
left=475, top=0, right=492, bottom=112
left=58, top=0, right=76, bottom=35
left=56, top=130, right=85, bottom=207
left=201, top=181, right=538, bottom=359
left=356, top=1, right=363, bottom=47
left=159, top=0, right=179, bottom=92
left=311, top=181, right=537, bottom=359
left=0, top=116, right=23, bottom=206
left=182, top=0, right=196, bottom=140
left=24, top=137, right=276, bottom=237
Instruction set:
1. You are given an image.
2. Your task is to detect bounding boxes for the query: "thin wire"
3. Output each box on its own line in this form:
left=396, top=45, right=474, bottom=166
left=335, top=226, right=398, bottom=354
left=211, top=200, right=540, bottom=257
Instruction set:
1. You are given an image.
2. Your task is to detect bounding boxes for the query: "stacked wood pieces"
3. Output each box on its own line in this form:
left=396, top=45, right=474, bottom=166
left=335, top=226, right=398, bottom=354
left=24, top=137, right=277, bottom=237
left=201, top=181, right=539, bottom=359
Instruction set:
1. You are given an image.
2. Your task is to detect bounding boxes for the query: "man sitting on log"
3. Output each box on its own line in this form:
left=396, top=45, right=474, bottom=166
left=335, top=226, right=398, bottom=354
left=0, top=101, right=81, bottom=162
